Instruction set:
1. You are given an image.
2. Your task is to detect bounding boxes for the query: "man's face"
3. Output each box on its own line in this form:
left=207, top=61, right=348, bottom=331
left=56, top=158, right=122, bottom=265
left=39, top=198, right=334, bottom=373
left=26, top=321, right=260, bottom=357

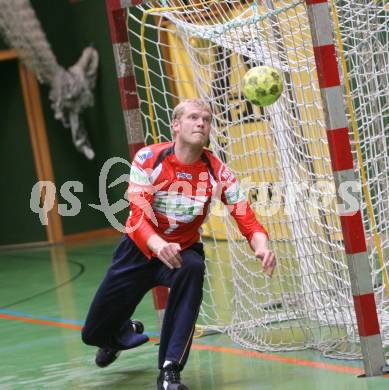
left=172, top=104, right=212, bottom=147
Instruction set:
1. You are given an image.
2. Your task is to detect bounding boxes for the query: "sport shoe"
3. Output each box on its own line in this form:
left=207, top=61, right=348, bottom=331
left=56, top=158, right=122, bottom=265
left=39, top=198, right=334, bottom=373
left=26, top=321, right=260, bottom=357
left=95, top=320, right=145, bottom=368
left=157, top=362, right=189, bottom=390
left=132, top=320, right=144, bottom=334
left=95, top=348, right=121, bottom=367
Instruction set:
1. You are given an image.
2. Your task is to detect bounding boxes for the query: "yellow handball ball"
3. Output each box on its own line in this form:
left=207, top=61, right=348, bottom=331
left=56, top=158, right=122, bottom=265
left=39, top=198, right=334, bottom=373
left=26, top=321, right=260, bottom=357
left=241, top=65, right=283, bottom=106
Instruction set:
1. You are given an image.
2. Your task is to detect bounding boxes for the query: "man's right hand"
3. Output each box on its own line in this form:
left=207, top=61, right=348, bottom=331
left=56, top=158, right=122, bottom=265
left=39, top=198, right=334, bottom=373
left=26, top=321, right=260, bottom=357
left=156, top=243, right=182, bottom=269
left=147, top=234, right=182, bottom=269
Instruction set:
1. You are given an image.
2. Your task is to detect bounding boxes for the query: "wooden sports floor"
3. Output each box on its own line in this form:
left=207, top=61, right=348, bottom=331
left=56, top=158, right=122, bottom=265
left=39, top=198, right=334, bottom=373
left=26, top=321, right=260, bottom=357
left=1, top=237, right=388, bottom=389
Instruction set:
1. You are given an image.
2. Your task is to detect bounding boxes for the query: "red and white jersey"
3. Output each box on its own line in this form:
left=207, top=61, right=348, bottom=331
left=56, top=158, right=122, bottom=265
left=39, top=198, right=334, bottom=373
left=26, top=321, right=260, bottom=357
left=126, top=142, right=268, bottom=258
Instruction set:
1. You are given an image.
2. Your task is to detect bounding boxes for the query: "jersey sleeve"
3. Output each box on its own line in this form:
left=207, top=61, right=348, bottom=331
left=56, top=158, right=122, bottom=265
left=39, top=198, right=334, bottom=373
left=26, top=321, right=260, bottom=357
left=216, top=161, right=269, bottom=242
left=126, top=148, right=158, bottom=258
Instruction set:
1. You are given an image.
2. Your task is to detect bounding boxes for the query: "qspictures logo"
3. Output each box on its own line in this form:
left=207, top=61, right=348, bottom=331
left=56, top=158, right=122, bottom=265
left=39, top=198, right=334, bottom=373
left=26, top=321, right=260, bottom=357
left=29, top=157, right=362, bottom=232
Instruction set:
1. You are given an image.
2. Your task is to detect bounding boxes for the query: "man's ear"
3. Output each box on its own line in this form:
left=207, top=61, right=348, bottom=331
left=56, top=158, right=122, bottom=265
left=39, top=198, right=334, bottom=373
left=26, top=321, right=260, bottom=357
left=172, top=119, right=179, bottom=137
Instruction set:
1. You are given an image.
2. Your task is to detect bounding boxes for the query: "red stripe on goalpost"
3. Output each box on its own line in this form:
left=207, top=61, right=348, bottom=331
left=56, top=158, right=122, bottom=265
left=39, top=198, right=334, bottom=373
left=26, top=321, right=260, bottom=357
left=353, top=294, right=381, bottom=336
left=306, top=0, right=328, bottom=4
left=153, top=286, right=170, bottom=310
left=106, top=5, right=128, bottom=43
left=326, top=128, right=354, bottom=171
left=106, top=0, right=123, bottom=12
left=339, top=211, right=368, bottom=254
left=313, top=45, right=340, bottom=88
left=128, top=143, right=146, bottom=160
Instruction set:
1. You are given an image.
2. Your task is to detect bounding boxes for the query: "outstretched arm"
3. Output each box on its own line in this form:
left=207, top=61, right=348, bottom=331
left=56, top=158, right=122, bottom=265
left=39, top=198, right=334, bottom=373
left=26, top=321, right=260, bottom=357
left=216, top=162, right=276, bottom=277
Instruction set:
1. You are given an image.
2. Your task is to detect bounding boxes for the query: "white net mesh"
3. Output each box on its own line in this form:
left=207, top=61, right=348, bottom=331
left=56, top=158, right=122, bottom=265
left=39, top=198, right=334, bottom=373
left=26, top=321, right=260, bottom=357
left=125, top=0, right=388, bottom=358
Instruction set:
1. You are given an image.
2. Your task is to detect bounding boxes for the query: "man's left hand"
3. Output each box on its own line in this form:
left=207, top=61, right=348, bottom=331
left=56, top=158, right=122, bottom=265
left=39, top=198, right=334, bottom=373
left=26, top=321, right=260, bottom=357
left=250, top=232, right=276, bottom=278
left=254, top=248, right=276, bottom=278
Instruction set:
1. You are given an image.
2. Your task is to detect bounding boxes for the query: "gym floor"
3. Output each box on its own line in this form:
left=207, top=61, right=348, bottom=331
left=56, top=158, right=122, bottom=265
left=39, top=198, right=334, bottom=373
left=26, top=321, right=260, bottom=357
left=1, top=237, right=388, bottom=389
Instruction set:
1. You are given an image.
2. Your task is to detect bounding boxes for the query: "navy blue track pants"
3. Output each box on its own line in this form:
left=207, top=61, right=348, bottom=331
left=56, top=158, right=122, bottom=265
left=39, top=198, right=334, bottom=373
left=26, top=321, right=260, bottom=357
left=81, top=234, right=205, bottom=369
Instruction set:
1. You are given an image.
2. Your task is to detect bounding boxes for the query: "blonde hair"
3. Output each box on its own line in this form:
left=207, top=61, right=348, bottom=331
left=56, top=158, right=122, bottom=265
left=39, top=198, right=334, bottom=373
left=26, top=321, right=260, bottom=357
left=171, top=99, right=212, bottom=122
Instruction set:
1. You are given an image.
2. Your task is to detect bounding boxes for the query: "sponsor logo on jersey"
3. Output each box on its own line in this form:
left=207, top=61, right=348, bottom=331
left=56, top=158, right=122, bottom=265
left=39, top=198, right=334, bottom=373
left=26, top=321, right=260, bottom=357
left=221, top=167, right=234, bottom=183
left=135, top=148, right=153, bottom=163
left=176, top=172, right=192, bottom=180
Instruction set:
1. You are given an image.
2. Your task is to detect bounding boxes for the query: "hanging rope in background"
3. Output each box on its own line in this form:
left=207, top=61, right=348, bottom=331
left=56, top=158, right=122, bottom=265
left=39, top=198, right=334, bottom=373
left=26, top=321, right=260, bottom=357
left=0, top=0, right=99, bottom=159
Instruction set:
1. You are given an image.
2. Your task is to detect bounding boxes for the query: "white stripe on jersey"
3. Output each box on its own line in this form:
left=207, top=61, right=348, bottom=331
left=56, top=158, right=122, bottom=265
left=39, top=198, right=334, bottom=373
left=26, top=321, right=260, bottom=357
left=150, top=163, right=163, bottom=184
left=153, top=191, right=209, bottom=223
left=129, top=164, right=150, bottom=185
left=224, top=181, right=246, bottom=204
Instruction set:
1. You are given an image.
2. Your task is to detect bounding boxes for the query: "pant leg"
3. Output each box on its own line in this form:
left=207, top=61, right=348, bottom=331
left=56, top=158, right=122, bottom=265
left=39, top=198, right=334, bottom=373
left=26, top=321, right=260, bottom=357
left=155, top=243, right=205, bottom=369
left=81, top=235, right=155, bottom=349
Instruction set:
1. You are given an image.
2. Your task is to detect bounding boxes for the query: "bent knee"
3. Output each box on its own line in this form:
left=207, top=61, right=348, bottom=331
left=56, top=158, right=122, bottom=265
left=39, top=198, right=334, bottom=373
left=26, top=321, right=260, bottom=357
left=81, top=327, right=99, bottom=346
left=182, top=256, right=205, bottom=274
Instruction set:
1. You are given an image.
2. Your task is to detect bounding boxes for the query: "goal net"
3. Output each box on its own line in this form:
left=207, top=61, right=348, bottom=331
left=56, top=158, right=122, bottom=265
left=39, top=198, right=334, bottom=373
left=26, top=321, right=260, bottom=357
left=125, top=0, right=388, bottom=359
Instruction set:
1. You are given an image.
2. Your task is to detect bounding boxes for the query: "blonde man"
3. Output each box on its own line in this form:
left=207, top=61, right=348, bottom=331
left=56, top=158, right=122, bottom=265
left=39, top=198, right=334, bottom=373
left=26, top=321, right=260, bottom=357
left=82, top=99, right=275, bottom=390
